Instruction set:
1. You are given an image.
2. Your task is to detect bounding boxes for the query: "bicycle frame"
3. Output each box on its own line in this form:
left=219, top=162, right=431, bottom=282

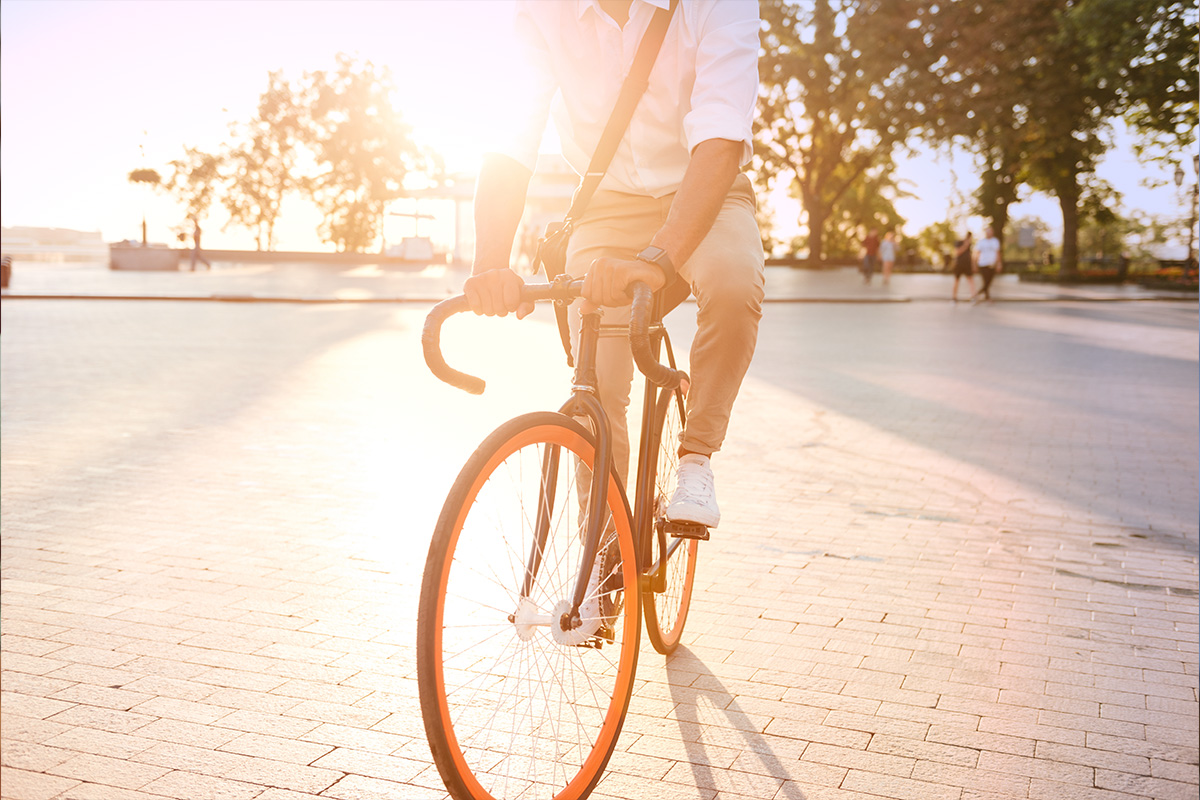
left=420, top=277, right=700, bottom=800
left=423, top=277, right=688, bottom=641
left=544, top=291, right=681, bottom=635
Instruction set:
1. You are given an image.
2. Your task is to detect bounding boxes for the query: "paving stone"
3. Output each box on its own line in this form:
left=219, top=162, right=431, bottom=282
left=0, top=766, right=81, bottom=800
left=2, top=292, right=1196, bottom=800
left=138, top=770, right=262, bottom=800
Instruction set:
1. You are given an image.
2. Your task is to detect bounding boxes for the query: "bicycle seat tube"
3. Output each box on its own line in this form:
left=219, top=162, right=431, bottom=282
left=558, top=306, right=616, bottom=634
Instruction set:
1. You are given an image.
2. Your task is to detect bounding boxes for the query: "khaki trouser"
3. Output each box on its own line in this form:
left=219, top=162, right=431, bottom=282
left=566, top=173, right=765, bottom=485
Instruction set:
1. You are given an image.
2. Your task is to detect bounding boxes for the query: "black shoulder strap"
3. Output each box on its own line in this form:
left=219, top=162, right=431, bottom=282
left=562, top=0, right=678, bottom=227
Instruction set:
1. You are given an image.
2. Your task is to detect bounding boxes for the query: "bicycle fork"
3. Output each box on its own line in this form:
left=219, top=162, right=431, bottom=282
left=520, top=308, right=615, bottom=637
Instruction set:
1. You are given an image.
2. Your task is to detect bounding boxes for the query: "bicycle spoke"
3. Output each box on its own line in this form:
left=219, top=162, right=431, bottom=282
left=420, top=416, right=639, bottom=799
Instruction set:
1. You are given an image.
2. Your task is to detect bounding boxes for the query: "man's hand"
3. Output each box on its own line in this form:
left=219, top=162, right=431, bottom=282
left=464, top=268, right=535, bottom=318
left=582, top=257, right=666, bottom=307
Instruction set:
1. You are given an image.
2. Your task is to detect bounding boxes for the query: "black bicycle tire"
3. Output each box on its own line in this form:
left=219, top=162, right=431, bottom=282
left=417, top=412, right=641, bottom=800
left=641, top=386, right=699, bottom=655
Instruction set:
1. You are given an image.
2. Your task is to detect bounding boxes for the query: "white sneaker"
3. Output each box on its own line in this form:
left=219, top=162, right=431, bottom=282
left=666, top=454, right=720, bottom=528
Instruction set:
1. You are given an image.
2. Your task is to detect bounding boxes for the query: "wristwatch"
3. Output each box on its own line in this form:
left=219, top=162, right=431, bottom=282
left=635, top=245, right=675, bottom=285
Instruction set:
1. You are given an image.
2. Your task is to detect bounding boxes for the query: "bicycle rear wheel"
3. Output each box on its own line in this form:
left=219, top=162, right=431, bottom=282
left=418, top=412, right=641, bottom=800
left=642, top=385, right=698, bottom=655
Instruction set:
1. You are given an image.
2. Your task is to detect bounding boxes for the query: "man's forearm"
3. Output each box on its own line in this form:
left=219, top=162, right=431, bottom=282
left=472, top=154, right=534, bottom=275
left=650, top=138, right=744, bottom=270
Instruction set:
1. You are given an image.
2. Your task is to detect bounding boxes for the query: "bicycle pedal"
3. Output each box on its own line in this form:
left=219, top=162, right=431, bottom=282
left=573, top=631, right=610, bottom=649
left=664, top=520, right=710, bottom=540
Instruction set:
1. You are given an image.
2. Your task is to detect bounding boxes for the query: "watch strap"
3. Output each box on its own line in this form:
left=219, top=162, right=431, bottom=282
left=636, top=246, right=675, bottom=285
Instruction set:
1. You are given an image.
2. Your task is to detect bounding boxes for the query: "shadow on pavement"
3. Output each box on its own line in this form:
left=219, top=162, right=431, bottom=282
left=665, top=646, right=809, bottom=799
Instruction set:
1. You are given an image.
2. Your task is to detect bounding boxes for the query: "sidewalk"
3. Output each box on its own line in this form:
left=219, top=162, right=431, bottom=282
left=2, top=283, right=1197, bottom=799
left=1, top=259, right=1194, bottom=303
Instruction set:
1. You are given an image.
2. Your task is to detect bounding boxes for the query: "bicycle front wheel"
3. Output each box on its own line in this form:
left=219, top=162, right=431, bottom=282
left=642, top=385, right=698, bottom=655
left=418, top=412, right=641, bottom=800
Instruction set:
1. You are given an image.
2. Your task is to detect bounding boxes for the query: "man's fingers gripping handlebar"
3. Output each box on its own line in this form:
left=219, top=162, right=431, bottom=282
left=422, top=280, right=688, bottom=394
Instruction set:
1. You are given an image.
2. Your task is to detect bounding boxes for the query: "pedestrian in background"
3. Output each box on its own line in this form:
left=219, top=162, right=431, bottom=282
left=861, top=227, right=880, bottom=285
left=189, top=216, right=212, bottom=272
left=973, top=225, right=1002, bottom=302
left=951, top=231, right=974, bottom=302
left=879, top=230, right=897, bottom=286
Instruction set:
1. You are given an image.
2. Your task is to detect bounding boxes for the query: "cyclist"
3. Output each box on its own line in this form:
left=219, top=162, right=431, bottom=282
left=463, top=0, right=765, bottom=531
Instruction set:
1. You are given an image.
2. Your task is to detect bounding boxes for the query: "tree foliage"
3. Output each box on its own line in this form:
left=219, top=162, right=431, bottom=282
left=223, top=71, right=305, bottom=251
left=823, top=152, right=911, bottom=258
left=1074, top=0, right=1198, bottom=154
left=165, top=146, right=224, bottom=226
left=128, top=168, right=162, bottom=186
left=915, top=220, right=957, bottom=268
left=154, top=54, right=423, bottom=253
left=755, top=0, right=928, bottom=262
left=299, top=54, right=419, bottom=253
left=914, top=0, right=1198, bottom=275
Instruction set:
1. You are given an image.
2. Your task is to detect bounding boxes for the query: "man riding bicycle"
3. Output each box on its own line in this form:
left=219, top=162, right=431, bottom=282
left=464, top=0, right=764, bottom=531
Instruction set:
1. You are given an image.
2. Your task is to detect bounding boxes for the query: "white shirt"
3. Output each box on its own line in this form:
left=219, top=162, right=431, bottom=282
left=976, top=237, right=1001, bottom=267
left=495, top=0, right=760, bottom=198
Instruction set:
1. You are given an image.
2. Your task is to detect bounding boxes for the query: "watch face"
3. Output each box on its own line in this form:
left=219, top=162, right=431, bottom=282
left=639, top=246, right=669, bottom=266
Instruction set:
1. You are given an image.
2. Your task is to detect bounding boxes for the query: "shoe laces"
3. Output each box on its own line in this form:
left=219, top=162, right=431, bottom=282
left=674, top=457, right=714, bottom=503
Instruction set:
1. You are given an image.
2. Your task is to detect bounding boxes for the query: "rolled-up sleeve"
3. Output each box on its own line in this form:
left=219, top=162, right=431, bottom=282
left=489, top=1, right=560, bottom=172
left=683, top=0, right=760, bottom=165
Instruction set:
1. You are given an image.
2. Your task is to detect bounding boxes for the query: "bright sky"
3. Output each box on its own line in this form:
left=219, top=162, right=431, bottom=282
left=1, top=0, right=519, bottom=251
left=0, top=0, right=1189, bottom=254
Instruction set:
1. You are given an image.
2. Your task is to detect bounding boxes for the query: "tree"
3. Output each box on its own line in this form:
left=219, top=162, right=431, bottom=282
left=823, top=153, right=910, bottom=258
left=1003, top=215, right=1055, bottom=265
left=916, top=0, right=1198, bottom=276
left=223, top=71, right=306, bottom=251
left=755, top=0, right=928, bottom=262
left=913, top=1, right=1059, bottom=248
left=1075, top=191, right=1128, bottom=262
left=299, top=54, right=420, bottom=253
left=165, top=146, right=224, bottom=231
left=915, top=220, right=956, bottom=268
left=1077, top=0, right=1198, bottom=160
left=127, top=168, right=161, bottom=245
left=972, top=133, right=1023, bottom=246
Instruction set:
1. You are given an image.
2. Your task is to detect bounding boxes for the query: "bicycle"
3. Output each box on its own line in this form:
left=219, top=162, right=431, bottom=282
left=417, top=275, right=706, bottom=800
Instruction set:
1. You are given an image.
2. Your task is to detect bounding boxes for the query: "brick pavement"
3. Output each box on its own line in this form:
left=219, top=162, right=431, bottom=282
left=1, top=289, right=1197, bottom=800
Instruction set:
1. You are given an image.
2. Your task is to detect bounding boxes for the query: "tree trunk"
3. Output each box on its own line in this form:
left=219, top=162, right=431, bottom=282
left=805, top=195, right=829, bottom=265
left=1057, top=182, right=1080, bottom=277
left=989, top=201, right=1011, bottom=249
